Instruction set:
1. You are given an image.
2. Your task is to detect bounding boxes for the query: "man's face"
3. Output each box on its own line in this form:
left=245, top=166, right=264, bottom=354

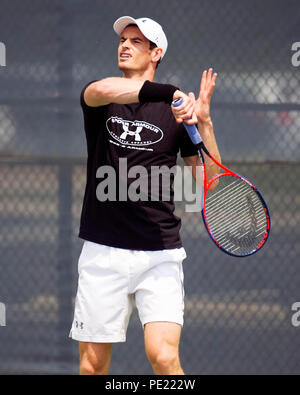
left=118, top=25, right=154, bottom=73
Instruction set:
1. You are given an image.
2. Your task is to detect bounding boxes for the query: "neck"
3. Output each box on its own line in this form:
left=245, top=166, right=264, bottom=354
left=122, top=68, right=155, bottom=82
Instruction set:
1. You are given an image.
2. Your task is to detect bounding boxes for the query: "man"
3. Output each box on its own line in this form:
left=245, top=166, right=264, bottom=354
left=69, top=16, right=221, bottom=375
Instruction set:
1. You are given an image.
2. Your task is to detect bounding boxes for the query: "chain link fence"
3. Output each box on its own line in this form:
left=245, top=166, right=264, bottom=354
left=0, top=0, right=299, bottom=374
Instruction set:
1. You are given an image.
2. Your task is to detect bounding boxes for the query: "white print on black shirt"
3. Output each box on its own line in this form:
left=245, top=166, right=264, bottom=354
left=106, top=117, right=163, bottom=150
left=109, top=139, right=153, bottom=152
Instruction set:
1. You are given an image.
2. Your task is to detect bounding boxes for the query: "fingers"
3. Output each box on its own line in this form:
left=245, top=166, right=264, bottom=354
left=174, top=98, right=193, bottom=117
left=171, top=91, right=197, bottom=124
left=189, top=92, right=196, bottom=101
left=212, top=71, right=217, bottom=85
left=200, top=70, right=207, bottom=94
left=184, top=111, right=198, bottom=125
left=185, top=93, right=198, bottom=124
left=208, top=71, right=217, bottom=98
left=199, top=67, right=218, bottom=100
left=206, top=68, right=213, bottom=88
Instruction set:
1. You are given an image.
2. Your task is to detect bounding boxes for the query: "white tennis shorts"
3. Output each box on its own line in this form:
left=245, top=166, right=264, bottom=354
left=69, top=241, right=186, bottom=343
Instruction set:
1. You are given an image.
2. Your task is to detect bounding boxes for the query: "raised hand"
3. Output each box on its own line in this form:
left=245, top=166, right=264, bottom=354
left=195, top=68, right=217, bottom=124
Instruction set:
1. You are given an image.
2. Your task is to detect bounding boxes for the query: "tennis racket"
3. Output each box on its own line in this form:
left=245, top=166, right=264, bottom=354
left=173, top=98, right=271, bottom=257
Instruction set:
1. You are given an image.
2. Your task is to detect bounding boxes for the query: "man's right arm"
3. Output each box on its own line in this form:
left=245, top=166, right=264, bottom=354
left=83, top=77, right=195, bottom=109
left=84, top=77, right=145, bottom=107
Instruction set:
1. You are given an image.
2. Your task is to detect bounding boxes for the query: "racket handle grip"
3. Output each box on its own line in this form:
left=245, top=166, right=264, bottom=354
left=172, top=98, right=203, bottom=145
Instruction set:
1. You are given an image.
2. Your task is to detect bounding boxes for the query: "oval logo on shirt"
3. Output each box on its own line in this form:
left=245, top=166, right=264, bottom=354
left=106, top=117, right=164, bottom=147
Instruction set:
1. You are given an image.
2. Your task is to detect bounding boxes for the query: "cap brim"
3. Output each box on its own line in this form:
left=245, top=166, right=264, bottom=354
left=113, top=16, right=137, bottom=35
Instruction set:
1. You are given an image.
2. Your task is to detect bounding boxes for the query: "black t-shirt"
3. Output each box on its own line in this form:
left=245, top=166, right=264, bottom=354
left=79, top=81, right=198, bottom=250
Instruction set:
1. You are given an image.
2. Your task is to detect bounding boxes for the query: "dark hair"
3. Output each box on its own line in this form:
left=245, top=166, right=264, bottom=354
left=124, top=24, right=161, bottom=69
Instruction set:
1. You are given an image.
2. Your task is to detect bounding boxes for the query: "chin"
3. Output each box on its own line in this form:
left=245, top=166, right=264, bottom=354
left=118, top=63, right=127, bottom=71
left=119, top=61, right=129, bottom=68
left=118, top=63, right=136, bottom=73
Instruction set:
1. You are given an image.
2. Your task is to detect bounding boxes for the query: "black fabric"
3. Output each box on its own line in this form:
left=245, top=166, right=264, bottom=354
left=138, top=80, right=179, bottom=104
left=79, top=81, right=198, bottom=251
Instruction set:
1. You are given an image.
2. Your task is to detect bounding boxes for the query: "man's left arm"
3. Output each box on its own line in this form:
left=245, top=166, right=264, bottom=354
left=174, top=68, right=221, bottom=185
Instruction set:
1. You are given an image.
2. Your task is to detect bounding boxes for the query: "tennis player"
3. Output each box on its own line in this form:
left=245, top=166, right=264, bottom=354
left=69, top=16, right=221, bottom=375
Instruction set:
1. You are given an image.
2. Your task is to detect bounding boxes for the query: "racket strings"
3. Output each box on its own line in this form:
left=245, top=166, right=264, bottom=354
left=204, top=175, right=268, bottom=255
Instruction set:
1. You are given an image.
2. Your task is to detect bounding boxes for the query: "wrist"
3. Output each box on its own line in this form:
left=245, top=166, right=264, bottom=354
left=139, top=81, right=179, bottom=104
left=197, top=119, right=213, bottom=135
left=198, top=117, right=213, bottom=128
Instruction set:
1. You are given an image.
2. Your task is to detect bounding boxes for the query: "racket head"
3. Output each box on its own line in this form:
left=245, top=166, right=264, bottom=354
left=202, top=173, right=271, bottom=257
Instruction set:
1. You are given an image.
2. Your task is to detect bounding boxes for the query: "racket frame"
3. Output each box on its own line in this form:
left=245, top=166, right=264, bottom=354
left=197, top=141, right=271, bottom=257
left=199, top=141, right=270, bottom=256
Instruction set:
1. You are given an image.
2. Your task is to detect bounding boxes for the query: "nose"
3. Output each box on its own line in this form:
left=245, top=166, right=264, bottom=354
left=120, top=38, right=130, bottom=49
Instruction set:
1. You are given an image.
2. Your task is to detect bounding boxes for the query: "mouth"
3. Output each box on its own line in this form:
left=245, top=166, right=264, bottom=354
left=119, top=53, right=132, bottom=60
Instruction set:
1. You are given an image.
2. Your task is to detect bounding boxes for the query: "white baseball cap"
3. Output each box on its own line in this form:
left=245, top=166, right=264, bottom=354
left=113, top=16, right=168, bottom=59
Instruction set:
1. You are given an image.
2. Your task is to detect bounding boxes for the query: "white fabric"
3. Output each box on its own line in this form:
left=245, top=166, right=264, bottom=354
left=69, top=241, right=186, bottom=343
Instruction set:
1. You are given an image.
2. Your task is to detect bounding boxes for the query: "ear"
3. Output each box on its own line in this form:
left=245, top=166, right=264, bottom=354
left=151, top=47, right=162, bottom=63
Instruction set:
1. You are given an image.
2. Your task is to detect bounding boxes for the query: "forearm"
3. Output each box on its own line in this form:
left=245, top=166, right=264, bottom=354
left=198, top=119, right=221, bottom=182
left=84, top=77, right=144, bottom=107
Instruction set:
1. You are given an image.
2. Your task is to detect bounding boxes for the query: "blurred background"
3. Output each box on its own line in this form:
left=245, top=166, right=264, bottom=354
left=0, top=0, right=299, bottom=374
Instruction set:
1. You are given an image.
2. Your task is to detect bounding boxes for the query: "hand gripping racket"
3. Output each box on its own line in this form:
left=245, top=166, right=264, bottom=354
left=173, top=98, right=271, bottom=257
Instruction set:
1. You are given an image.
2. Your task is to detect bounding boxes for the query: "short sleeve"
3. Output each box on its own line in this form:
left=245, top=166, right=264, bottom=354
left=80, top=80, right=100, bottom=110
left=179, top=124, right=199, bottom=157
